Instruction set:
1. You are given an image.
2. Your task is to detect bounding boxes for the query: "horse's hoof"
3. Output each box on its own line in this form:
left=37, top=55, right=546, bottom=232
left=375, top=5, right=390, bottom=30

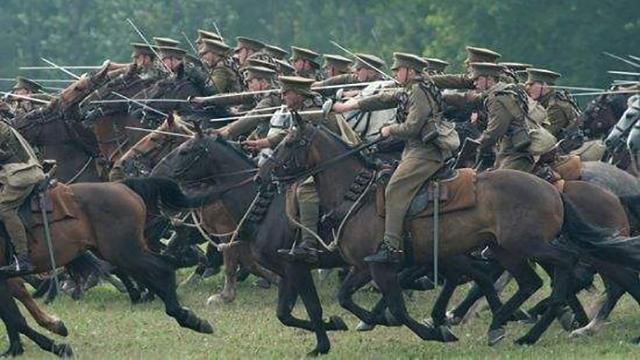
left=202, top=267, right=220, bottom=278
left=53, top=343, right=73, bottom=358
left=329, top=316, right=348, bottom=331
left=438, top=325, right=459, bottom=342
left=206, top=293, right=232, bottom=306
left=139, top=291, right=155, bottom=303
left=514, top=335, right=536, bottom=346
left=306, top=346, right=329, bottom=357
left=197, top=319, right=215, bottom=334
left=445, top=311, right=462, bottom=326
left=558, top=310, right=578, bottom=331
left=1, top=343, right=24, bottom=357
left=355, top=321, right=375, bottom=332
left=253, top=277, right=271, bottom=289
left=384, top=309, right=401, bottom=326
left=570, top=325, right=596, bottom=338
left=488, top=327, right=506, bottom=346
left=52, top=320, right=69, bottom=337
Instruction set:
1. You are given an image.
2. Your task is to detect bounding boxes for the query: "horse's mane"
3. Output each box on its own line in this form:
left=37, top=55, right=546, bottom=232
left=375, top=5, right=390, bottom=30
left=314, top=124, right=371, bottom=165
left=203, top=134, right=256, bottom=168
left=609, top=93, right=630, bottom=116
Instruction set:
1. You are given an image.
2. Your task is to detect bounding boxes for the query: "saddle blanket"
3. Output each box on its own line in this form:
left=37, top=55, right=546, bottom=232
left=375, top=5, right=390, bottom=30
left=29, top=183, right=79, bottom=227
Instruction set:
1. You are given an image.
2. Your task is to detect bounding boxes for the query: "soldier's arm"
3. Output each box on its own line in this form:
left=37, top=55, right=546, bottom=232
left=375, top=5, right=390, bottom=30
left=197, top=92, right=254, bottom=107
left=477, top=95, right=513, bottom=150
left=210, top=67, right=232, bottom=95
left=357, top=90, right=399, bottom=112
left=387, top=84, right=431, bottom=139
left=225, top=96, right=280, bottom=139
left=430, top=74, right=475, bottom=90
left=545, top=104, right=568, bottom=137
left=266, top=129, right=288, bottom=147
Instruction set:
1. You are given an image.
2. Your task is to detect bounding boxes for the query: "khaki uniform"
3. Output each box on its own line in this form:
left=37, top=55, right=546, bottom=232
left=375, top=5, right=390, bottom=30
left=538, top=90, right=579, bottom=139
left=358, top=77, right=445, bottom=247
left=0, top=121, right=45, bottom=255
left=226, top=93, right=282, bottom=140
left=478, top=83, right=533, bottom=172
left=208, top=61, right=242, bottom=94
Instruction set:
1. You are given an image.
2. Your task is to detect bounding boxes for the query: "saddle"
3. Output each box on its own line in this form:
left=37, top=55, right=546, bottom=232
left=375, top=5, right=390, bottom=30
left=376, top=167, right=478, bottom=219
left=535, top=155, right=582, bottom=192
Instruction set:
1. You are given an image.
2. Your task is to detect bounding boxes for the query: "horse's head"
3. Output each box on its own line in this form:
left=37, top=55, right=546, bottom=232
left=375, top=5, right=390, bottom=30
left=57, top=61, right=111, bottom=113
left=10, top=107, right=64, bottom=145
left=582, top=93, right=630, bottom=139
left=604, top=94, right=640, bottom=150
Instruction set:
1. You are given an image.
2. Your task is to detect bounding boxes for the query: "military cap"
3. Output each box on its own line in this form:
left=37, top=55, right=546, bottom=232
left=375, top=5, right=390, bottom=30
left=323, top=54, right=352, bottom=72
left=154, top=37, right=181, bottom=48
left=234, top=36, right=265, bottom=53
left=279, top=76, right=315, bottom=96
left=130, top=42, right=157, bottom=58
left=499, top=62, right=532, bottom=72
left=465, top=46, right=501, bottom=64
left=526, top=68, right=561, bottom=85
left=244, top=66, right=277, bottom=81
left=290, top=46, right=320, bottom=67
left=353, top=53, right=386, bottom=70
left=274, top=59, right=296, bottom=76
left=391, top=52, right=428, bottom=71
left=265, top=44, right=289, bottom=60
left=13, top=77, right=43, bottom=93
left=424, top=58, right=449, bottom=73
left=158, top=46, right=186, bottom=59
left=246, top=58, right=278, bottom=71
left=199, top=39, right=231, bottom=56
left=468, top=62, right=503, bottom=79
left=197, top=29, right=224, bottom=43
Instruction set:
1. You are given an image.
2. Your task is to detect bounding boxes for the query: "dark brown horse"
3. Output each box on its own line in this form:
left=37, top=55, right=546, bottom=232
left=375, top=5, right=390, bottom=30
left=0, top=178, right=214, bottom=357
left=257, top=121, right=616, bottom=347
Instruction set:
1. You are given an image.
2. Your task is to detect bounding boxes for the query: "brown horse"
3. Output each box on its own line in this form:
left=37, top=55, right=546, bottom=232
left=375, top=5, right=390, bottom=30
left=0, top=178, right=214, bottom=357
left=257, top=121, right=615, bottom=347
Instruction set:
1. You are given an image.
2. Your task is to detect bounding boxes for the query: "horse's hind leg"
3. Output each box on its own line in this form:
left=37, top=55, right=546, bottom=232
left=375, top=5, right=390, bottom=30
left=9, top=278, right=68, bottom=337
left=207, top=245, right=240, bottom=304
left=572, top=274, right=626, bottom=337
left=369, top=263, right=446, bottom=342
left=125, top=251, right=213, bottom=334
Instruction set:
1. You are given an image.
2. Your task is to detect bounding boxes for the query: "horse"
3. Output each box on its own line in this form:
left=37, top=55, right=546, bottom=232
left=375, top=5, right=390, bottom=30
left=0, top=177, right=214, bottom=357
left=256, top=120, right=619, bottom=348
left=152, top=133, right=357, bottom=355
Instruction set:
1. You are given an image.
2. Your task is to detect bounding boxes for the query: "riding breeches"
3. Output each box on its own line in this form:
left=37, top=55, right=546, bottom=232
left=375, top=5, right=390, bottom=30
left=296, top=177, right=320, bottom=245
left=384, top=157, right=442, bottom=248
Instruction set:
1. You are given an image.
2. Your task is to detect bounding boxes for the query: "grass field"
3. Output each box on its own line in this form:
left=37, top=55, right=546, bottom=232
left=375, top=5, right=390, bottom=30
left=4, top=269, right=640, bottom=359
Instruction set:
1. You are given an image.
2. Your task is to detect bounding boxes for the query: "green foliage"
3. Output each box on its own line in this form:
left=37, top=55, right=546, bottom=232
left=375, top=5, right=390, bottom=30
left=0, top=0, right=638, bottom=88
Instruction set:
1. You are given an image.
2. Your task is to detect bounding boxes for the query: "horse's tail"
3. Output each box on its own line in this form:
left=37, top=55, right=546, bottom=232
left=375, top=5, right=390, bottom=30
left=122, top=177, right=214, bottom=212
left=560, top=193, right=618, bottom=247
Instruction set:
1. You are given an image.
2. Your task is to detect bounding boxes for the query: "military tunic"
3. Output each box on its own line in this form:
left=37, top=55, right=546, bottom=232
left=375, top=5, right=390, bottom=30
left=358, top=76, right=445, bottom=247
left=208, top=61, right=243, bottom=94
left=225, top=93, right=282, bottom=140
left=538, top=90, right=579, bottom=139
left=478, top=83, right=533, bottom=172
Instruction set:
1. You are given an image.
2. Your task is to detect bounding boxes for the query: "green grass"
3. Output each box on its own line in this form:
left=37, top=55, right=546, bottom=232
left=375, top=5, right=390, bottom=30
left=4, top=270, right=640, bottom=359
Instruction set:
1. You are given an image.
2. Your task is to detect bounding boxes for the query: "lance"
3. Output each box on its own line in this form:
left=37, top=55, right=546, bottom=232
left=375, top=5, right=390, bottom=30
left=41, top=58, right=81, bottom=80
left=550, top=85, right=604, bottom=92
left=209, top=109, right=324, bottom=123
left=212, top=21, right=223, bottom=38
left=613, top=80, right=640, bottom=85
left=0, top=78, right=74, bottom=83
left=112, top=92, right=168, bottom=117
left=20, top=65, right=101, bottom=71
left=181, top=31, right=198, bottom=54
left=603, top=52, right=640, bottom=68
left=39, top=179, right=60, bottom=293
left=125, top=126, right=193, bottom=138
left=126, top=18, right=173, bottom=75
left=608, top=70, right=640, bottom=76
left=629, top=55, right=640, bottom=63
left=330, top=40, right=399, bottom=84
left=0, top=91, right=51, bottom=104
left=89, top=98, right=189, bottom=104
left=571, top=89, right=640, bottom=97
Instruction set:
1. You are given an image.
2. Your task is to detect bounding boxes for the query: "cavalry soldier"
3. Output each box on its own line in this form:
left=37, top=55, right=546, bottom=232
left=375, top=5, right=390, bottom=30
left=290, top=46, right=322, bottom=80
left=264, top=44, right=289, bottom=61
left=471, top=62, right=535, bottom=172
left=196, top=29, right=224, bottom=51
left=234, top=37, right=267, bottom=67
left=332, top=53, right=447, bottom=263
left=423, top=58, right=449, bottom=75
left=0, top=120, right=45, bottom=275
left=322, top=54, right=353, bottom=78
left=7, top=77, right=48, bottom=116
left=499, top=62, right=532, bottom=84
left=120, top=42, right=161, bottom=79
left=525, top=68, right=580, bottom=139
left=154, top=37, right=180, bottom=48
left=246, top=58, right=278, bottom=72
left=204, top=66, right=281, bottom=142
left=430, top=46, right=502, bottom=89
left=314, top=53, right=386, bottom=87
left=199, top=39, right=242, bottom=94
left=157, top=45, right=187, bottom=73
left=274, top=59, right=296, bottom=76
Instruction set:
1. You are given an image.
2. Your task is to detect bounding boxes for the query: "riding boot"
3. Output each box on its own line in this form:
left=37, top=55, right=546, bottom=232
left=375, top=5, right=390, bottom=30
left=364, top=237, right=403, bottom=264
left=0, top=210, right=34, bottom=276
left=278, top=198, right=320, bottom=263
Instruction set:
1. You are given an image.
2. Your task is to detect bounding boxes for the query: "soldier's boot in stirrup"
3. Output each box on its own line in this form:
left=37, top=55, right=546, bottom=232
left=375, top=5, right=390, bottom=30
left=364, top=239, right=403, bottom=264
left=0, top=215, right=34, bottom=276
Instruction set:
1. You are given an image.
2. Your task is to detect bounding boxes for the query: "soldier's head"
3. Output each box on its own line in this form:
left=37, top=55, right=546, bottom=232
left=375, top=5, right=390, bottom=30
left=234, top=37, right=265, bottom=66
left=391, top=53, right=427, bottom=85
left=525, top=68, right=561, bottom=100
left=464, top=47, right=501, bottom=72
left=290, top=47, right=320, bottom=77
left=264, top=44, right=288, bottom=61
left=199, top=39, right=231, bottom=67
left=469, top=62, right=502, bottom=90
left=423, top=58, right=449, bottom=75
left=196, top=30, right=224, bottom=51
left=158, top=46, right=186, bottom=71
left=279, top=76, right=315, bottom=110
left=131, top=43, right=156, bottom=68
left=352, top=53, right=386, bottom=82
left=322, top=54, right=352, bottom=78
left=245, top=66, right=276, bottom=92
left=13, top=77, right=43, bottom=96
